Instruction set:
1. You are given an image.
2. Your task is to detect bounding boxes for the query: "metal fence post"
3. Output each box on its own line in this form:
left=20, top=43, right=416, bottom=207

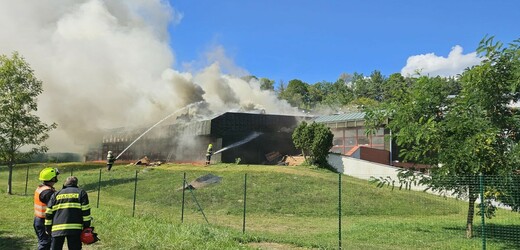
left=132, top=170, right=138, bottom=217
left=242, top=173, right=247, bottom=234
left=24, top=166, right=29, bottom=196
left=97, top=168, right=102, bottom=208
left=186, top=181, right=209, bottom=224
left=181, top=172, right=186, bottom=223
left=339, top=173, right=342, bottom=250
left=479, top=173, right=486, bottom=250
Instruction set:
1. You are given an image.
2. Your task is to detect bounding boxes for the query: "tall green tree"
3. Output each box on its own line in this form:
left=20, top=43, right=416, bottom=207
left=320, top=78, right=354, bottom=112
left=365, top=37, right=520, bottom=238
left=292, top=121, right=333, bottom=166
left=259, top=77, right=275, bottom=91
left=351, top=70, right=386, bottom=101
left=279, top=79, right=310, bottom=109
left=0, top=52, right=57, bottom=194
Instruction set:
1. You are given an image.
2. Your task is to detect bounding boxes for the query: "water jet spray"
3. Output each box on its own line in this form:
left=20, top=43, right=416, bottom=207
left=115, top=101, right=204, bottom=160
left=213, top=132, right=262, bottom=155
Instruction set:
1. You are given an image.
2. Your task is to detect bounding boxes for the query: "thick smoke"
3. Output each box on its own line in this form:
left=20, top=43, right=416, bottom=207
left=0, top=0, right=297, bottom=154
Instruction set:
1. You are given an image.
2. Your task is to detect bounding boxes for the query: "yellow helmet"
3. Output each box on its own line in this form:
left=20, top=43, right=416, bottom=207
left=39, top=167, right=60, bottom=182
left=208, top=144, right=213, bottom=148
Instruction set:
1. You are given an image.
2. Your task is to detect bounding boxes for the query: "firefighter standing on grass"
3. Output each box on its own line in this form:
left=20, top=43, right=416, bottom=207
left=34, top=167, right=59, bottom=250
left=45, top=176, right=92, bottom=250
left=106, top=150, right=115, bottom=171
left=205, top=143, right=213, bottom=165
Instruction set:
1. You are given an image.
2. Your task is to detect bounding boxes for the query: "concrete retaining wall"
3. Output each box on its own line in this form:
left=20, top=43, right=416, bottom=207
left=327, top=153, right=429, bottom=192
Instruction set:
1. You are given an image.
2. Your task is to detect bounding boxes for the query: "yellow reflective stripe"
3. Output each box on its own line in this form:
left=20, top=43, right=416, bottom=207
left=52, top=223, right=83, bottom=231
left=45, top=207, right=54, bottom=214
left=83, top=215, right=92, bottom=221
left=56, top=193, right=79, bottom=200
left=44, top=220, right=53, bottom=226
left=53, top=203, right=82, bottom=210
left=82, top=204, right=91, bottom=210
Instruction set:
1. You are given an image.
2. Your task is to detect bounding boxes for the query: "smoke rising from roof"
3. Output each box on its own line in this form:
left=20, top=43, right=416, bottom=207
left=0, top=0, right=297, bottom=153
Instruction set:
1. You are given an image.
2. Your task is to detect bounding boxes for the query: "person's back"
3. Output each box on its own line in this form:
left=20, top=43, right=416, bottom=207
left=46, top=176, right=92, bottom=250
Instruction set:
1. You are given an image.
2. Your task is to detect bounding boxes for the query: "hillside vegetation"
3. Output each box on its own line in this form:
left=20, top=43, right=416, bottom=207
left=1, top=163, right=519, bottom=249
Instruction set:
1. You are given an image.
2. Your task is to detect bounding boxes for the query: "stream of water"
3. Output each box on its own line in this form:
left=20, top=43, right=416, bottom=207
left=213, top=132, right=262, bottom=155
left=115, top=101, right=203, bottom=160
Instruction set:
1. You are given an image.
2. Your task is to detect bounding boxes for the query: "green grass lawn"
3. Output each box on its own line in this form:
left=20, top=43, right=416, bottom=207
left=1, top=163, right=519, bottom=249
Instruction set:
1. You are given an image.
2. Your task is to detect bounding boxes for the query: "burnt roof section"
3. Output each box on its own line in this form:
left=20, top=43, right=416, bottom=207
left=182, top=112, right=312, bottom=136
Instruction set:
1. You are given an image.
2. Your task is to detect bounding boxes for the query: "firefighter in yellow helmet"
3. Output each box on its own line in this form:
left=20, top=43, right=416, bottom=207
left=205, top=144, right=213, bottom=165
left=34, top=167, right=59, bottom=250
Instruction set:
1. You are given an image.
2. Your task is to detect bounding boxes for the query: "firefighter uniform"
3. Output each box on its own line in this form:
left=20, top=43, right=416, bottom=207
left=107, top=151, right=115, bottom=171
left=205, top=144, right=213, bottom=165
left=45, top=178, right=91, bottom=250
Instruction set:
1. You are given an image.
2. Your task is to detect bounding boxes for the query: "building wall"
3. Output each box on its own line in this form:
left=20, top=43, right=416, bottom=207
left=90, top=112, right=308, bottom=164
left=212, top=113, right=305, bottom=164
left=328, top=125, right=387, bottom=155
left=327, top=153, right=427, bottom=192
left=359, top=146, right=390, bottom=165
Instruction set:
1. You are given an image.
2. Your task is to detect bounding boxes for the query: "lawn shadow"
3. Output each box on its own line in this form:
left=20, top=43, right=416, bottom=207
left=444, top=224, right=520, bottom=249
left=474, top=223, right=520, bottom=249
left=0, top=230, right=32, bottom=250
left=82, top=177, right=136, bottom=192
left=57, top=164, right=105, bottom=176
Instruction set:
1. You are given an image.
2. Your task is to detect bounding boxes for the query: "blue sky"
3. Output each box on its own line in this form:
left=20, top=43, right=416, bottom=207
left=0, top=0, right=518, bottom=151
left=168, top=0, right=520, bottom=84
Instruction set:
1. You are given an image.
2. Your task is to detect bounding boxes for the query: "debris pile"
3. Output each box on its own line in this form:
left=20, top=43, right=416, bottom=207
left=281, top=155, right=305, bottom=166
left=178, top=174, right=222, bottom=191
left=265, top=151, right=282, bottom=163
left=131, top=156, right=162, bottom=167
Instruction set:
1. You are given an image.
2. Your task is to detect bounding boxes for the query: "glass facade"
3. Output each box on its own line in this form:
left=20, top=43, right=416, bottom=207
left=329, top=125, right=387, bottom=155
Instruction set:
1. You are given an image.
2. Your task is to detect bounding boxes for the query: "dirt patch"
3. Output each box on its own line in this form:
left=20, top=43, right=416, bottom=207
left=248, top=242, right=311, bottom=250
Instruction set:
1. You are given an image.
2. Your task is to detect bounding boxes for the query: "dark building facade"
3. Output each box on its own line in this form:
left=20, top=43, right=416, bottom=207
left=89, top=112, right=310, bottom=165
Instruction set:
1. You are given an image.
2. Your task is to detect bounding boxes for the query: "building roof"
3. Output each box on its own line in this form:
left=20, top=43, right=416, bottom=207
left=314, top=112, right=366, bottom=123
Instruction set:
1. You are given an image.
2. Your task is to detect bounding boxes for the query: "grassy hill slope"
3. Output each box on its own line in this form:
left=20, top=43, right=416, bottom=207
left=1, top=163, right=519, bottom=249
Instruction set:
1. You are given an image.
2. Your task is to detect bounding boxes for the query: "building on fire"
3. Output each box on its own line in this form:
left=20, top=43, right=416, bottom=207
left=87, top=111, right=312, bottom=165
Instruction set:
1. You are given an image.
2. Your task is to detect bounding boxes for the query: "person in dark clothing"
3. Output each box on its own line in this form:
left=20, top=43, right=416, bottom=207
left=205, top=144, right=213, bottom=165
left=45, top=176, right=92, bottom=250
left=106, top=151, right=115, bottom=171
left=34, top=167, right=59, bottom=250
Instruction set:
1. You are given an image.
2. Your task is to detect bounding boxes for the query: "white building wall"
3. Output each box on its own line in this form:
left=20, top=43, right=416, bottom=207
left=327, top=153, right=430, bottom=192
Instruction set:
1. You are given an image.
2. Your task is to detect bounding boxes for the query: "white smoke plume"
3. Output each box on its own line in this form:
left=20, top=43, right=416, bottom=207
left=0, top=0, right=297, bottom=154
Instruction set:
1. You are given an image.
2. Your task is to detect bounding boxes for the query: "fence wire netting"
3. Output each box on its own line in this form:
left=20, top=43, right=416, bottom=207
left=1, top=164, right=519, bottom=249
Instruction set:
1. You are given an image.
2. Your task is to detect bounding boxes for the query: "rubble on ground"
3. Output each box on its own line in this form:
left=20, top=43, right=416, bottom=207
left=130, top=156, right=162, bottom=167
left=282, top=155, right=305, bottom=166
left=177, top=174, right=222, bottom=191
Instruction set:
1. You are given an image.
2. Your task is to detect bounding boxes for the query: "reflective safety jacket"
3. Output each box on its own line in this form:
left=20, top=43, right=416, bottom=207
left=45, top=185, right=92, bottom=236
left=206, top=146, right=213, bottom=156
left=107, top=152, right=115, bottom=164
left=34, top=185, right=54, bottom=218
